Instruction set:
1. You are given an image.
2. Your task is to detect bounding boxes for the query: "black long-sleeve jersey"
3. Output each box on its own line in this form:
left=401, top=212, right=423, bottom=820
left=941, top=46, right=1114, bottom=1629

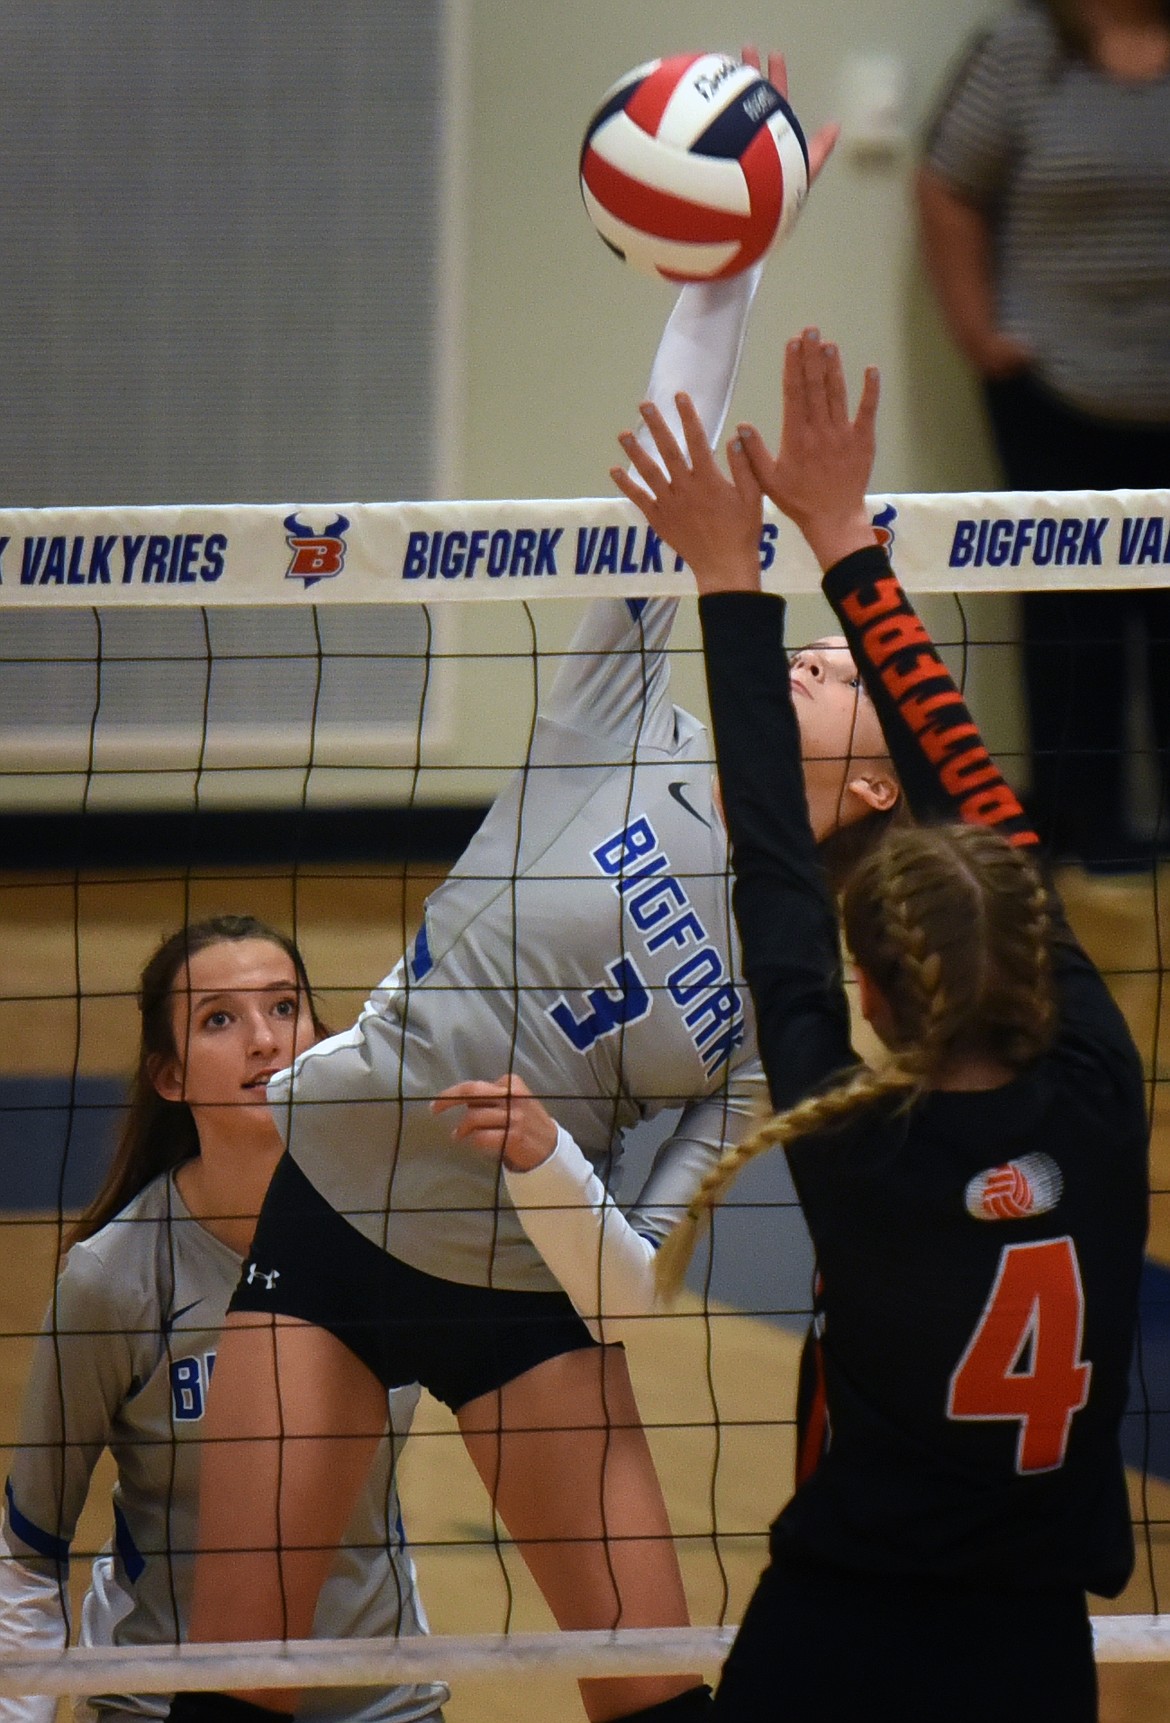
left=698, top=545, right=1149, bottom=1596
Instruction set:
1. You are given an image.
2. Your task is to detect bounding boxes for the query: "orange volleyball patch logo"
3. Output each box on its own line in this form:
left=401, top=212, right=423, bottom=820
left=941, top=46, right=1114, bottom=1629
left=964, top=1153, right=1063, bottom=1222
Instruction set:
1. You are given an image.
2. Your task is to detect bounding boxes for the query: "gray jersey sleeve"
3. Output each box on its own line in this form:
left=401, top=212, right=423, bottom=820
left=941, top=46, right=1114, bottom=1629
left=0, top=1253, right=141, bottom=1723
left=543, top=596, right=682, bottom=752
left=4, top=1248, right=138, bottom=1569
left=624, top=1059, right=770, bottom=1244
left=542, top=265, right=763, bottom=752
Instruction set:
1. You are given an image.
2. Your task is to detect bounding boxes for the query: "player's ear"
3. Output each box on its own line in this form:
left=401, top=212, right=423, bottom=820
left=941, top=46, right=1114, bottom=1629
left=846, top=767, right=899, bottom=814
left=148, top=1052, right=184, bottom=1103
left=854, top=965, right=895, bottom=1045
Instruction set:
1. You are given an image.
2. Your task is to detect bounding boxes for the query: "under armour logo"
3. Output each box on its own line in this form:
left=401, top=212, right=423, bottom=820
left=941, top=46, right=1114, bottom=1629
left=246, top=1263, right=281, bottom=1290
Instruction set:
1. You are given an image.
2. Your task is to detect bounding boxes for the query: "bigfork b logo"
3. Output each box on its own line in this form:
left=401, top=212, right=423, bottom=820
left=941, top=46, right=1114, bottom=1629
left=284, top=513, right=351, bottom=589
left=871, top=502, right=897, bottom=552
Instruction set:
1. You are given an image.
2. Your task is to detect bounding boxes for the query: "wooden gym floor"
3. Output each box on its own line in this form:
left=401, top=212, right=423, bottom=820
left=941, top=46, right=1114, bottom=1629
left=1, top=861, right=1169, bottom=1720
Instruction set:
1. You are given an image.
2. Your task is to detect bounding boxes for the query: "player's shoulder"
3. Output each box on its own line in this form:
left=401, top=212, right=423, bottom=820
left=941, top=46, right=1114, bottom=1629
left=978, top=5, right=1061, bottom=72
left=945, top=6, right=1058, bottom=92
left=58, top=1175, right=175, bottom=1325
left=73, top=1173, right=173, bottom=1259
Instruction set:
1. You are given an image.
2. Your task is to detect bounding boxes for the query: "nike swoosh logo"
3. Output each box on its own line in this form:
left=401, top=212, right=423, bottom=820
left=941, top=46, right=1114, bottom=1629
left=668, top=780, right=711, bottom=828
left=162, top=1298, right=203, bottom=1337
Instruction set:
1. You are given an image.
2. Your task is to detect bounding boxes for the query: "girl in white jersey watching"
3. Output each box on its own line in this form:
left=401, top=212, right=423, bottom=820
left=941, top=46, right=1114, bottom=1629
left=0, top=916, right=446, bottom=1723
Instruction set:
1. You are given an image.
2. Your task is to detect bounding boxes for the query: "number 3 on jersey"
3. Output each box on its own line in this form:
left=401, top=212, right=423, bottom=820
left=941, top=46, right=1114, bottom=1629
left=947, top=1237, right=1091, bottom=1473
left=548, top=957, right=652, bottom=1052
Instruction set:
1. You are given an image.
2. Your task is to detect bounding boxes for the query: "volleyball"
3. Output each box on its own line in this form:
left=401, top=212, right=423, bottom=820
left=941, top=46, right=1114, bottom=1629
left=579, top=52, right=809, bottom=283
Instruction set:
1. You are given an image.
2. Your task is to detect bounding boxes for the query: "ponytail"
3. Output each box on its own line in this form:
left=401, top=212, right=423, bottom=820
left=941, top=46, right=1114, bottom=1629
left=657, top=822, right=1056, bottom=1298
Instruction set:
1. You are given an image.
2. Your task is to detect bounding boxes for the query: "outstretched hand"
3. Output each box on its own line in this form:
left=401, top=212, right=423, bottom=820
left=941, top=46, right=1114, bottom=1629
left=741, top=46, right=839, bottom=187
left=611, top=393, right=763, bottom=594
left=738, top=328, right=880, bottom=572
left=432, top=1073, right=558, bottom=1172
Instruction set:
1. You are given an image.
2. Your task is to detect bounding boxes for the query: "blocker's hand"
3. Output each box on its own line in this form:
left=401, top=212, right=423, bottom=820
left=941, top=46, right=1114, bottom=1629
left=738, top=327, right=880, bottom=572
left=741, top=45, right=839, bottom=186
left=432, top=1073, right=558, bottom=1172
left=612, top=392, right=762, bottom=594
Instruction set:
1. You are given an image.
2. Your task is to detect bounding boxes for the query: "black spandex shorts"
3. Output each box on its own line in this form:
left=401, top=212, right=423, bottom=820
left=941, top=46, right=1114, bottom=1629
left=229, top=1152, right=598, bottom=1413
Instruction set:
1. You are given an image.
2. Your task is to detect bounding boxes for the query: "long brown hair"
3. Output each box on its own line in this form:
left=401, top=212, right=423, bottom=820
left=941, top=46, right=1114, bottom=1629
left=1035, top=0, right=1170, bottom=60
left=656, top=824, right=1056, bottom=1295
left=68, top=915, right=325, bottom=1248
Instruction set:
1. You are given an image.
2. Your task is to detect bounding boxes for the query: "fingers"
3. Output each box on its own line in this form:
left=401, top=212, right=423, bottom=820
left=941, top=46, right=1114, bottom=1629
left=822, top=341, right=850, bottom=425
left=432, top=1079, right=494, bottom=1114
left=674, top=391, right=718, bottom=474
left=611, top=464, right=658, bottom=516
left=855, top=365, right=881, bottom=439
left=740, top=53, right=832, bottom=189
left=782, top=334, right=809, bottom=434
left=618, top=409, right=684, bottom=488
left=613, top=393, right=716, bottom=506
left=446, top=1103, right=514, bottom=1143
left=613, top=416, right=673, bottom=524
left=802, top=330, right=836, bottom=431
left=431, top=1074, right=531, bottom=1114
left=741, top=45, right=787, bottom=97
left=735, top=422, right=775, bottom=490
left=790, top=329, right=879, bottom=440
left=807, top=121, right=840, bottom=187
left=727, top=433, right=763, bottom=509
left=637, top=399, right=689, bottom=478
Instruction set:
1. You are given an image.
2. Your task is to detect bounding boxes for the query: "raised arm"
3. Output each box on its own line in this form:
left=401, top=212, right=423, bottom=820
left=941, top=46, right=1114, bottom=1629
left=548, top=49, right=840, bottom=747
left=820, top=545, right=1036, bottom=840
left=613, top=389, right=856, bottom=1111
left=737, top=328, right=1037, bottom=843
left=543, top=265, right=765, bottom=748
left=739, top=332, right=1144, bottom=1071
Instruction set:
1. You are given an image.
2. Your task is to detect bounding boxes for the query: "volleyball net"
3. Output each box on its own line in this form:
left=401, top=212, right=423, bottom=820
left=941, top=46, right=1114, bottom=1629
left=1, top=486, right=1169, bottom=1704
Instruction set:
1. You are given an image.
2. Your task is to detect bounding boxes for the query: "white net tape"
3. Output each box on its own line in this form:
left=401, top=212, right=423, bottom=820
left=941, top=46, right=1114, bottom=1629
left=0, top=488, right=1168, bottom=606
left=0, top=1618, right=1166, bottom=1696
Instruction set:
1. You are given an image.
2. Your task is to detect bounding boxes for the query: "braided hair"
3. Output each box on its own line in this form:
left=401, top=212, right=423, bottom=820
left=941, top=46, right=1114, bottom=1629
left=655, top=824, right=1056, bottom=1297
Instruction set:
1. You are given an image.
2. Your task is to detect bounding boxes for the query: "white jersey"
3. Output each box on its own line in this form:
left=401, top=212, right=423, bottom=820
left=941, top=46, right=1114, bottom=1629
left=0, top=1175, right=446, bottom=1723
left=270, top=271, right=770, bottom=1297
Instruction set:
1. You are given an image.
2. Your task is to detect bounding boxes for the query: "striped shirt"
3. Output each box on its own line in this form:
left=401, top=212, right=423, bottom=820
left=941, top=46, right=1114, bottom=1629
left=925, top=6, right=1170, bottom=420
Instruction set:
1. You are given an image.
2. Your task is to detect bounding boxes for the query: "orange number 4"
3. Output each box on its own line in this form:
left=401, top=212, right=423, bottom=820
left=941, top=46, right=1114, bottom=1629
left=947, top=1237, right=1091, bottom=1473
